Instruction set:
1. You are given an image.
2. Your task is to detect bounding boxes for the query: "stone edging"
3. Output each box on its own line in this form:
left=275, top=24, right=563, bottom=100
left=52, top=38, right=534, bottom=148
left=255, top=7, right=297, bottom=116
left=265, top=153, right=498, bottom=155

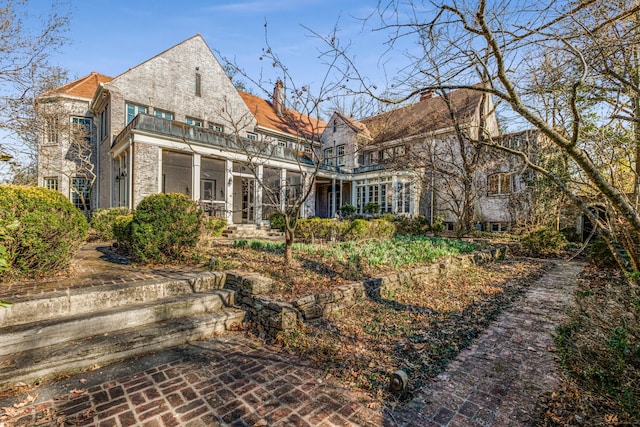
left=224, top=246, right=506, bottom=337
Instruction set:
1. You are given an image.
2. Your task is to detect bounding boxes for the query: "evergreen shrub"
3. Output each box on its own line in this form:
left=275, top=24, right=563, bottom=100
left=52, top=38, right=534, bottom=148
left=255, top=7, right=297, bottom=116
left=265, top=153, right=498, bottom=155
left=0, top=185, right=88, bottom=279
left=520, top=226, right=567, bottom=257
left=90, top=207, right=129, bottom=240
left=128, top=193, right=203, bottom=264
left=203, top=217, right=228, bottom=237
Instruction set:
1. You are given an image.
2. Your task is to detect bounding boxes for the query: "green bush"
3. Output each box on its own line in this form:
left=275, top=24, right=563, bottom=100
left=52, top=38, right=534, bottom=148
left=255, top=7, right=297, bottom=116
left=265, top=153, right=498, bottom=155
left=338, top=204, right=356, bottom=218
left=520, top=226, right=567, bottom=257
left=269, top=213, right=285, bottom=231
left=369, top=219, right=396, bottom=240
left=345, top=218, right=369, bottom=240
left=431, top=215, right=445, bottom=235
left=113, top=214, right=133, bottom=250
left=128, top=193, right=203, bottom=264
left=203, top=217, right=227, bottom=237
left=90, top=207, right=129, bottom=241
left=295, top=218, right=396, bottom=242
left=0, top=185, right=88, bottom=279
left=295, top=218, right=347, bottom=242
left=363, top=202, right=380, bottom=215
left=589, top=237, right=617, bottom=267
left=393, top=215, right=431, bottom=236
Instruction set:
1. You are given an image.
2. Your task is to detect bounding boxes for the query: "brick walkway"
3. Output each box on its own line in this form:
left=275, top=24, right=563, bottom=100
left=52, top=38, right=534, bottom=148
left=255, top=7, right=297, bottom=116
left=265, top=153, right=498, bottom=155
left=0, top=334, right=383, bottom=426
left=385, top=261, right=583, bottom=426
left=0, top=246, right=583, bottom=426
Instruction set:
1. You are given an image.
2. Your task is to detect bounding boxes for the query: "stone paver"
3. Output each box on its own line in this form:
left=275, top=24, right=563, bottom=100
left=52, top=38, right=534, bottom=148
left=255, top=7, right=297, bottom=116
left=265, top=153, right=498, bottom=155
left=385, top=261, right=583, bottom=426
left=0, top=243, right=584, bottom=426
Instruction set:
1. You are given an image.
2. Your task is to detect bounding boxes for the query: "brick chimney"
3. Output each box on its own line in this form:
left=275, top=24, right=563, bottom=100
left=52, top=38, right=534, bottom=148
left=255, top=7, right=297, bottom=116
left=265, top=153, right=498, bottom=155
left=420, top=90, right=433, bottom=101
left=273, top=79, right=284, bottom=116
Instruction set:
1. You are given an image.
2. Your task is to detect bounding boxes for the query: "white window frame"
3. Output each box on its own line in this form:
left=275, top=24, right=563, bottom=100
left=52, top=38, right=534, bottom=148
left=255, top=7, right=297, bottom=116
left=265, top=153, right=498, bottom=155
left=336, top=145, right=345, bottom=167
left=126, top=103, right=147, bottom=124
left=186, top=117, right=203, bottom=127
left=44, top=177, right=59, bottom=191
left=154, top=109, right=174, bottom=120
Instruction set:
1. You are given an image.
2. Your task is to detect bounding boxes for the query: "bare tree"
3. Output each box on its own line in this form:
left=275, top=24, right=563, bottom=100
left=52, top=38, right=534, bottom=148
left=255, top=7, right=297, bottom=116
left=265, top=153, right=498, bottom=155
left=0, top=1, right=69, bottom=181
left=324, top=0, right=640, bottom=272
left=219, top=24, right=351, bottom=265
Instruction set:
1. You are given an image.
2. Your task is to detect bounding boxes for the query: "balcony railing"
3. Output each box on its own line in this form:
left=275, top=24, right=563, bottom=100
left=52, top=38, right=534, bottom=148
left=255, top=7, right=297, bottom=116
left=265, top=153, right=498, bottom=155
left=113, top=114, right=312, bottom=164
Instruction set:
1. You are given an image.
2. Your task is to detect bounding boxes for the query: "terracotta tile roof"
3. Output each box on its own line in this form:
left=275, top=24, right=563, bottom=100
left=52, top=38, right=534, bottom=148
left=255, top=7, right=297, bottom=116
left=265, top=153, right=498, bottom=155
left=42, top=72, right=113, bottom=99
left=239, top=91, right=326, bottom=140
left=361, top=87, right=484, bottom=143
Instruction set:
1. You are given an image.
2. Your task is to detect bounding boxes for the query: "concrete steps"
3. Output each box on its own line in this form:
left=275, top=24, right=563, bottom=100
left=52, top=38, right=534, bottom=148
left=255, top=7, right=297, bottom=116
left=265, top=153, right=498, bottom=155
left=0, top=273, right=246, bottom=389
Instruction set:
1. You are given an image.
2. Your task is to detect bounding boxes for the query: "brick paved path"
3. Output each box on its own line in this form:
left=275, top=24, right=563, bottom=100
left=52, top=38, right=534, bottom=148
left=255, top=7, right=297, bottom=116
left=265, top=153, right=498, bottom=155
left=385, top=261, right=584, bottom=427
left=0, top=259, right=583, bottom=427
left=0, top=335, right=383, bottom=427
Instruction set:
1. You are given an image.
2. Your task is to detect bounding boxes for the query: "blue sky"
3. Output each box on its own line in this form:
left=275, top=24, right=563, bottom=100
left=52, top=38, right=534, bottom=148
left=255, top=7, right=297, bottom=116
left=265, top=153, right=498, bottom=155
left=46, top=0, right=393, bottom=97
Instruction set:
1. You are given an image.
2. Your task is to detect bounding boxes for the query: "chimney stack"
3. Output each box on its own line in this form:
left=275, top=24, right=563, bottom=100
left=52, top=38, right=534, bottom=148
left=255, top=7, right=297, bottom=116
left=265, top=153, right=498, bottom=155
left=273, top=79, right=284, bottom=116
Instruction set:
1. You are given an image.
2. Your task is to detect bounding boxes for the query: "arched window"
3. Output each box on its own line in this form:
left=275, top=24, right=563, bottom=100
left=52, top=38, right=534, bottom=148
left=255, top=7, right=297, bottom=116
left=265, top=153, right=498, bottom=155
left=488, top=173, right=512, bottom=195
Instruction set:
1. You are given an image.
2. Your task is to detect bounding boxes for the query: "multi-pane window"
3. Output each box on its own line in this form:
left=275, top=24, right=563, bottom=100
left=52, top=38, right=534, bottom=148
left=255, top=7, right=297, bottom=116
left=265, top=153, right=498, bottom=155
left=323, top=147, right=334, bottom=166
left=71, top=177, right=91, bottom=211
left=336, top=145, right=345, bottom=166
left=44, top=117, right=59, bottom=144
left=370, top=151, right=379, bottom=164
left=246, top=132, right=257, bottom=140
left=208, top=123, right=224, bottom=133
left=154, top=110, right=174, bottom=120
left=488, top=173, right=512, bottom=195
left=186, top=117, right=203, bottom=127
left=44, top=177, right=58, bottom=191
left=71, top=117, right=92, bottom=142
left=396, top=181, right=412, bottom=214
left=126, top=103, right=147, bottom=124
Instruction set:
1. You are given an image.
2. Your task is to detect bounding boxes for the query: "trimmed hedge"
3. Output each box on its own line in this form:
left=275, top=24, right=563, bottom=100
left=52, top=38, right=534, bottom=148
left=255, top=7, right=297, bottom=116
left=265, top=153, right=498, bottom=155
left=123, top=193, right=204, bottom=264
left=0, top=185, right=88, bottom=280
left=295, top=218, right=395, bottom=242
left=90, top=207, right=129, bottom=241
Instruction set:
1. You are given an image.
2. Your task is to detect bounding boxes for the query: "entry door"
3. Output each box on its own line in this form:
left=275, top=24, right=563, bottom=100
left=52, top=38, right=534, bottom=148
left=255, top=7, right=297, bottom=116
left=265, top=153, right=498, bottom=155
left=242, top=177, right=255, bottom=223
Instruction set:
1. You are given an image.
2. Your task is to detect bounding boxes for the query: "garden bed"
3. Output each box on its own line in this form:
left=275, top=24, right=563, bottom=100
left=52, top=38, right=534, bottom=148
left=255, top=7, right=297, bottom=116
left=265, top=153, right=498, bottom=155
left=208, top=237, right=548, bottom=402
left=209, top=235, right=478, bottom=300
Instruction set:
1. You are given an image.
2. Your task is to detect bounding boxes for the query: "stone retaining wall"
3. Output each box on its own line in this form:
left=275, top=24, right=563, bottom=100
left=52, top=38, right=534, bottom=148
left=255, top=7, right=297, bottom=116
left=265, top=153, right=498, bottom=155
left=223, top=246, right=506, bottom=338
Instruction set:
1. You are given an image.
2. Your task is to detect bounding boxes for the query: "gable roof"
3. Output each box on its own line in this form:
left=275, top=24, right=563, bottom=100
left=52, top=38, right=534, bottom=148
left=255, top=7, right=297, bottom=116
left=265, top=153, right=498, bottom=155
left=111, top=34, right=212, bottom=82
left=239, top=91, right=326, bottom=140
left=361, top=87, right=484, bottom=143
left=333, top=112, right=371, bottom=139
left=41, top=72, right=113, bottom=99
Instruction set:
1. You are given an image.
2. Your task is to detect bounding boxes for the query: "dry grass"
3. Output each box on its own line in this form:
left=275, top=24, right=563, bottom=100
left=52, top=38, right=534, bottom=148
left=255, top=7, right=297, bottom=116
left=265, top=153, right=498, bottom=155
left=533, top=265, right=640, bottom=426
left=214, top=243, right=548, bottom=401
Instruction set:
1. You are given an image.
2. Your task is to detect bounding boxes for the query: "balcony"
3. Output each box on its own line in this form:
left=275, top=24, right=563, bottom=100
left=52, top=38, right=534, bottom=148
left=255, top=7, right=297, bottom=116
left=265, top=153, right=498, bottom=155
left=113, top=114, right=312, bottom=164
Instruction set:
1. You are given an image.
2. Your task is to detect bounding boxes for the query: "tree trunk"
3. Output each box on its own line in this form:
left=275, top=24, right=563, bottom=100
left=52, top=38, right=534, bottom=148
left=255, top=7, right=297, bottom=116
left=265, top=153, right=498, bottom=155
left=284, top=223, right=294, bottom=266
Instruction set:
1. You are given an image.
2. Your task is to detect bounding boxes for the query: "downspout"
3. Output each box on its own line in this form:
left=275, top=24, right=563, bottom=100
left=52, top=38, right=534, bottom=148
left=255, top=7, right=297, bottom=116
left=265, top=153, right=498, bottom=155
left=128, top=136, right=134, bottom=211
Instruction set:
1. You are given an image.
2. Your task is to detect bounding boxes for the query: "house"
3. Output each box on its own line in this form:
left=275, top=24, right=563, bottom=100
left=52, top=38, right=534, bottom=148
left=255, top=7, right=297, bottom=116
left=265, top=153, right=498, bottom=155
left=37, top=71, right=112, bottom=211
left=36, top=34, right=535, bottom=232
